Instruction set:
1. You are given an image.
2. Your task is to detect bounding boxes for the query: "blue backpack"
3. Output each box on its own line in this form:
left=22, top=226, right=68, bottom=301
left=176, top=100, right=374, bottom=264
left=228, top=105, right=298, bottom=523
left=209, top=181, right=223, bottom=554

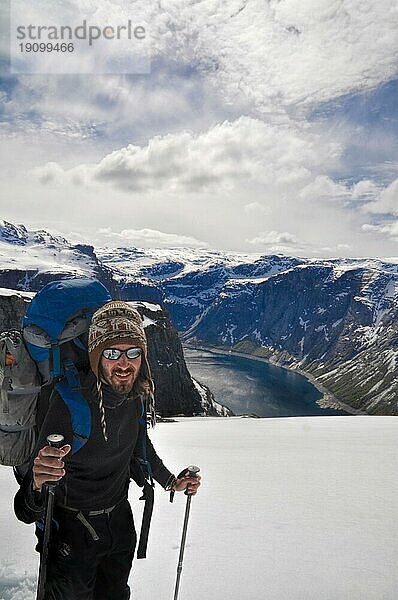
left=22, top=277, right=112, bottom=455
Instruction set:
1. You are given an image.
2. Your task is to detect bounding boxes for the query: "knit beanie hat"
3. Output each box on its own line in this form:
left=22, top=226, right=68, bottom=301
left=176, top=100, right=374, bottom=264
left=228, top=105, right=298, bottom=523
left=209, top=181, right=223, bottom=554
left=88, top=301, right=156, bottom=433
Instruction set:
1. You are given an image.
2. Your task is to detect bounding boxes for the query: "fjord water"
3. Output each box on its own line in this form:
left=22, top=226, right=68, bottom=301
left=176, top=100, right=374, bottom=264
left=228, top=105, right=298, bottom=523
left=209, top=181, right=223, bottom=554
left=184, top=348, right=348, bottom=416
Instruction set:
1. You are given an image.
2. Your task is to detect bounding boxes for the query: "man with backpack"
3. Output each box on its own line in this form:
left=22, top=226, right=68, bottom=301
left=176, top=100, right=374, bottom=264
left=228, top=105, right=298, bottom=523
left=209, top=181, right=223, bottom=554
left=14, top=298, right=201, bottom=600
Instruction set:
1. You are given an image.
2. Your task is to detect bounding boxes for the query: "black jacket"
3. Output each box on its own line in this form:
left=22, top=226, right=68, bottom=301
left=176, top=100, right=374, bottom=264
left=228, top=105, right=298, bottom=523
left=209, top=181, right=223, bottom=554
left=14, top=371, right=174, bottom=524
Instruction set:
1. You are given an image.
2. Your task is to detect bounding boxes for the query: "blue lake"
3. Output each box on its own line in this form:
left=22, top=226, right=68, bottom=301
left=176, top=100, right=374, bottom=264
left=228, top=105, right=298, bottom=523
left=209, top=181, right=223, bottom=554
left=184, top=348, right=349, bottom=417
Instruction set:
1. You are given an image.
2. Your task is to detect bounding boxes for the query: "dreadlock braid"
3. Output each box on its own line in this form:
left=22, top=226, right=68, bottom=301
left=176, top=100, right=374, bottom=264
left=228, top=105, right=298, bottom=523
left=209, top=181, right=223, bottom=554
left=96, top=380, right=108, bottom=442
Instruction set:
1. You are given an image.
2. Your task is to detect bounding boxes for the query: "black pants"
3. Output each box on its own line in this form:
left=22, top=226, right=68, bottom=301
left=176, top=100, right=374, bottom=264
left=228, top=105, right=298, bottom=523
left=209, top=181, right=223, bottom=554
left=43, top=499, right=136, bottom=600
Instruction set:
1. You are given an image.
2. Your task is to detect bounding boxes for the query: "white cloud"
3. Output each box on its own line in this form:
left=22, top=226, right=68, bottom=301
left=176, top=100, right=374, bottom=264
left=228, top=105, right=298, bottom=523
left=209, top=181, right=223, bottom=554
left=23, top=116, right=398, bottom=257
left=336, top=243, right=352, bottom=251
left=2, top=2, right=398, bottom=259
left=193, top=0, right=398, bottom=112
left=3, top=0, right=398, bottom=146
left=33, top=117, right=343, bottom=193
left=246, top=230, right=305, bottom=255
left=362, top=224, right=382, bottom=233
left=35, top=162, right=67, bottom=185
left=298, top=175, right=350, bottom=203
left=97, top=227, right=207, bottom=248
left=248, top=230, right=298, bottom=246
left=244, top=202, right=269, bottom=214
left=362, top=179, right=398, bottom=216
left=351, top=180, right=380, bottom=201
left=246, top=230, right=358, bottom=257
left=362, top=221, right=398, bottom=240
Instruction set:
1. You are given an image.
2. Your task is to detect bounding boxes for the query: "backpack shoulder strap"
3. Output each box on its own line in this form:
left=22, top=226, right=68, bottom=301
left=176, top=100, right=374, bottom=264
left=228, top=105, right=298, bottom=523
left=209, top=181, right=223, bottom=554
left=54, top=359, right=90, bottom=454
left=135, top=396, right=153, bottom=485
left=135, top=395, right=155, bottom=560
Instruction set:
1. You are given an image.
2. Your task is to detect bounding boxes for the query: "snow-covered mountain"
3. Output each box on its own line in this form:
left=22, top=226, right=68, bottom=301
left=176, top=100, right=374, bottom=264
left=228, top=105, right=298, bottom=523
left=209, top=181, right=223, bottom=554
left=96, top=246, right=398, bottom=415
left=1, top=219, right=397, bottom=415
left=0, top=220, right=116, bottom=292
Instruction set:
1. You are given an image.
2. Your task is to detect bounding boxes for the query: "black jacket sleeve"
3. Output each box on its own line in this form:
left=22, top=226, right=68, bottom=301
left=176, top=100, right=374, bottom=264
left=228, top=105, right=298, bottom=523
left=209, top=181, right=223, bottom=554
left=145, top=433, right=175, bottom=489
left=14, top=390, right=71, bottom=524
left=14, top=471, right=46, bottom=524
left=130, top=426, right=175, bottom=490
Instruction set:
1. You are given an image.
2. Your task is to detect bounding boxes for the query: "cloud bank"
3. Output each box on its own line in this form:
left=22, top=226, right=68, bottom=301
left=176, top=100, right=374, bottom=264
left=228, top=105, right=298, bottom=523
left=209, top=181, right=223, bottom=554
left=34, top=117, right=341, bottom=192
left=3, top=0, right=398, bottom=141
left=98, top=227, right=207, bottom=248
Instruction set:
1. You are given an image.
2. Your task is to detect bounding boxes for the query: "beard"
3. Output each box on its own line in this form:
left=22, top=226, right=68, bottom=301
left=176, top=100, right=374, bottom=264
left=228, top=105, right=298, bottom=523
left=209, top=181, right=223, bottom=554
left=105, top=367, right=137, bottom=394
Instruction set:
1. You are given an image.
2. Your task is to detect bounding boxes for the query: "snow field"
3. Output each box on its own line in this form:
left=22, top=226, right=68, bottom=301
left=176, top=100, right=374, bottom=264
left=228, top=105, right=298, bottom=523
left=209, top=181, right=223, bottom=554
left=134, top=417, right=398, bottom=600
left=0, top=416, right=397, bottom=600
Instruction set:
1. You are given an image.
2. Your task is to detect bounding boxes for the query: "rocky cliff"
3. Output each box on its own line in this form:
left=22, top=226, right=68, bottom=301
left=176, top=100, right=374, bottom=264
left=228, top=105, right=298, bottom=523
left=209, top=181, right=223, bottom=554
left=186, top=263, right=398, bottom=415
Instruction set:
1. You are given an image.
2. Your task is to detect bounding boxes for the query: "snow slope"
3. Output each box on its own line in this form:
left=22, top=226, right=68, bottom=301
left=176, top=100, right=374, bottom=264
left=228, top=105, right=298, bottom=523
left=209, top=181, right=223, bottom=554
left=0, top=221, right=95, bottom=278
left=0, top=416, right=397, bottom=600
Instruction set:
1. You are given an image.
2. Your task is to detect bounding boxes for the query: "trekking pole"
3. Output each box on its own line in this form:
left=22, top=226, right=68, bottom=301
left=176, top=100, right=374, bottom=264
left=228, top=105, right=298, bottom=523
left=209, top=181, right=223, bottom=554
left=36, top=434, right=65, bottom=600
left=173, top=466, right=200, bottom=600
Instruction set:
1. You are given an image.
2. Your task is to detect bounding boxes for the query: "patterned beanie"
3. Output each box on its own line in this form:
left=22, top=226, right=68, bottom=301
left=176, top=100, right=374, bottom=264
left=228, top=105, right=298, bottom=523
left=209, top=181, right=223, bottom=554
left=88, top=301, right=156, bottom=432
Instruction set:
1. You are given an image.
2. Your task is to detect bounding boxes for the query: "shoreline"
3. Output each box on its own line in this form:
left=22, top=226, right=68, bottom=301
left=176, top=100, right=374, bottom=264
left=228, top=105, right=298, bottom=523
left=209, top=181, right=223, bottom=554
left=184, top=343, right=364, bottom=417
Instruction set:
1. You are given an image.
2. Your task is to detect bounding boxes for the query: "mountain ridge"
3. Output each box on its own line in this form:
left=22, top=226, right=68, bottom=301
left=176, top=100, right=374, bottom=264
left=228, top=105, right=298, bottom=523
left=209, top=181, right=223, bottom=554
left=1, top=219, right=397, bottom=415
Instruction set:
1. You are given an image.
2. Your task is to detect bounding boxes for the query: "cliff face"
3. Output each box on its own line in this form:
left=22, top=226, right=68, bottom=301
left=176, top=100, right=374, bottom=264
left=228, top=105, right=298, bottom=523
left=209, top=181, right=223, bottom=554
left=0, top=291, right=223, bottom=417
left=0, top=290, right=32, bottom=331
left=129, top=301, right=204, bottom=416
left=187, top=264, right=398, bottom=415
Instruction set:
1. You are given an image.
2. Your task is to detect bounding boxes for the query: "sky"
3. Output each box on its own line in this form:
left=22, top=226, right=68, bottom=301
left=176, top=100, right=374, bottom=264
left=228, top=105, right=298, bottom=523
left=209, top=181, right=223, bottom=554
left=1, top=0, right=398, bottom=258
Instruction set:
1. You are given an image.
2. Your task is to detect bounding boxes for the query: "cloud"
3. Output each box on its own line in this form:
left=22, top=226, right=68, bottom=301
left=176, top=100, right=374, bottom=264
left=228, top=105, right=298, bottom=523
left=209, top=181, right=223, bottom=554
left=97, top=227, right=207, bottom=248
left=1, top=68, right=222, bottom=149
left=362, top=179, right=398, bottom=216
left=34, top=116, right=396, bottom=218
left=3, top=0, right=398, bottom=147
left=352, top=180, right=380, bottom=201
left=362, top=221, right=398, bottom=240
left=248, top=230, right=298, bottom=246
left=246, top=229, right=358, bottom=257
left=298, top=175, right=351, bottom=203
left=35, top=162, right=67, bottom=185
left=33, top=116, right=343, bottom=193
left=2, top=2, right=398, bottom=259
left=192, top=0, right=398, bottom=112
left=244, top=202, right=269, bottom=214
left=246, top=229, right=304, bottom=255
left=26, top=116, right=398, bottom=258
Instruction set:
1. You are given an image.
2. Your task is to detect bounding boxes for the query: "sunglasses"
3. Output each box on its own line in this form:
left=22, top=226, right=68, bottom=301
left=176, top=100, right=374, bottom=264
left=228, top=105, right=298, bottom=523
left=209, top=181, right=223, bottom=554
left=102, top=347, right=143, bottom=360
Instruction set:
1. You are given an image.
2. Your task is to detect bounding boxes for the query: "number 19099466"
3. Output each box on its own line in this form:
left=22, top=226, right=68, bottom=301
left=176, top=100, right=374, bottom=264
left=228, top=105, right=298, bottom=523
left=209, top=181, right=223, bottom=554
left=19, top=42, right=74, bottom=52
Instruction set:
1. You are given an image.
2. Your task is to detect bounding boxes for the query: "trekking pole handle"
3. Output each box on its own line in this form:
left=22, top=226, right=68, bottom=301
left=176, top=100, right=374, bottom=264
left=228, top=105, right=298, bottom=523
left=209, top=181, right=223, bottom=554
left=187, top=465, right=200, bottom=478
left=170, top=466, right=200, bottom=502
left=45, top=434, right=65, bottom=489
left=185, top=465, right=200, bottom=496
left=47, top=434, right=64, bottom=448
